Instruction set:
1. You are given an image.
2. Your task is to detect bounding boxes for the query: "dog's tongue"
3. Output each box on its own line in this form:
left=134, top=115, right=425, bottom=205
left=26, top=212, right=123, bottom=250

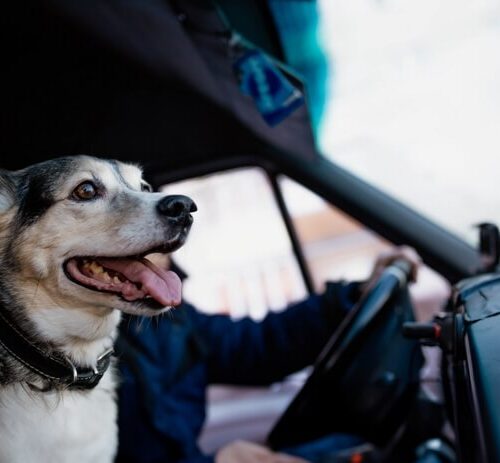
left=97, top=257, right=182, bottom=306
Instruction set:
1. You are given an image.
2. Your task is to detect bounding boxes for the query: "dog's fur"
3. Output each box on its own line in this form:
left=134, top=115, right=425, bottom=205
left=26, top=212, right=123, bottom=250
left=0, top=155, right=193, bottom=462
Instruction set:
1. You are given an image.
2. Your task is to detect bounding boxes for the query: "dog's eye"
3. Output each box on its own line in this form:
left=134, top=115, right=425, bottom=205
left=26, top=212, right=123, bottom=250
left=72, top=181, right=99, bottom=201
left=141, top=182, right=153, bottom=193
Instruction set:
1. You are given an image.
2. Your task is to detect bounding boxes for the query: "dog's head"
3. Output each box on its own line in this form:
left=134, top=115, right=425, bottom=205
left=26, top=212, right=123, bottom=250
left=0, top=155, right=195, bottom=317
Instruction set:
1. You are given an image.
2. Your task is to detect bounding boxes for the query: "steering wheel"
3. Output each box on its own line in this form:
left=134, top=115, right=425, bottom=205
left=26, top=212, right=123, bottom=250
left=267, top=259, right=421, bottom=450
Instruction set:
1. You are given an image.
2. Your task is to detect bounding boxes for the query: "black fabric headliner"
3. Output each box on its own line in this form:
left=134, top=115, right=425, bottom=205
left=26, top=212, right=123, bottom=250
left=0, top=0, right=318, bottom=178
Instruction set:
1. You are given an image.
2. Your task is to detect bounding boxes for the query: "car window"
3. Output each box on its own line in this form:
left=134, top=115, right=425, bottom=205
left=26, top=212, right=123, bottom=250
left=161, top=168, right=307, bottom=319
left=162, top=168, right=450, bottom=322
left=279, top=176, right=389, bottom=290
left=317, top=0, right=500, bottom=245
left=279, top=176, right=450, bottom=322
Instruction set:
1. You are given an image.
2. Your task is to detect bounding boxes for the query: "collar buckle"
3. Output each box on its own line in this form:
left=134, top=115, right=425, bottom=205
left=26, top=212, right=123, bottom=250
left=63, top=348, right=114, bottom=390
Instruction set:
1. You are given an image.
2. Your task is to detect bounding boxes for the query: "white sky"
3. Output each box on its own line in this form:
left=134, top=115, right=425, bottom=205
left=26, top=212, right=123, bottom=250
left=317, top=0, right=500, bottom=244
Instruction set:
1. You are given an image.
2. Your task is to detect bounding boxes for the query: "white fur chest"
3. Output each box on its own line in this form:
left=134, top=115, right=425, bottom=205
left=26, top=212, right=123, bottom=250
left=0, top=372, right=117, bottom=463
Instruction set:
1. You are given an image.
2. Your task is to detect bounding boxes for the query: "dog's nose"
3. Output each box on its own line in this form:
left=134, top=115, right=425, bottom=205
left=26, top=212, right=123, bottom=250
left=157, top=195, right=197, bottom=224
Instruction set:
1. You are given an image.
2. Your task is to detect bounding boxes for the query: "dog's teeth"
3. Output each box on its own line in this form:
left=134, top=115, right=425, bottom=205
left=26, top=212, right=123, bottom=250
left=89, top=262, right=104, bottom=274
left=102, top=272, right=111, bottom=282
left=113, top=276, right=121, bottom=284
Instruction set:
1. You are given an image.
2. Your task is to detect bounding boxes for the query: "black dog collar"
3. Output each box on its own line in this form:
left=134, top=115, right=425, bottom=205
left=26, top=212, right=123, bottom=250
left=0, top=308, right=113, bottom=390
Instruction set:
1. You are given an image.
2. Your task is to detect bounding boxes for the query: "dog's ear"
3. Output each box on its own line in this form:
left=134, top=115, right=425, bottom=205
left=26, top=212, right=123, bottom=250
left=0, top=170, right=17, bottom=212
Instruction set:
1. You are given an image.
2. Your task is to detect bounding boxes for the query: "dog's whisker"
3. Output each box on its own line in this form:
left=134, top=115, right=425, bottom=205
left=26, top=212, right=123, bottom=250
left=137, top=316, right=146, bottom=331
left=124, top=314, right=133, bottom=333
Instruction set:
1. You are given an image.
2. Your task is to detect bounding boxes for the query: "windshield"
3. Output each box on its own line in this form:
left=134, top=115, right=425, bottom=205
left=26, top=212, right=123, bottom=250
left=316, top=0, right=500, bottom=246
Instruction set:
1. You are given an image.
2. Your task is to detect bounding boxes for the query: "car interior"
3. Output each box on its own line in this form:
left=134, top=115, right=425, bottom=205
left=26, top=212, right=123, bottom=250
left=2, top=1, right=500, bottom=462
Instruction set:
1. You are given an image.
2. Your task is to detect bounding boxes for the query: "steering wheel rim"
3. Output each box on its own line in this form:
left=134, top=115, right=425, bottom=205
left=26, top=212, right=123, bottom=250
left=267, top=259, right=415, bottom=450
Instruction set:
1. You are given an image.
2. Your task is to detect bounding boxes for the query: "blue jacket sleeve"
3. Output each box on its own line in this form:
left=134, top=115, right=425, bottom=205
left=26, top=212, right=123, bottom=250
left=190, top=281, right=360, bottom=385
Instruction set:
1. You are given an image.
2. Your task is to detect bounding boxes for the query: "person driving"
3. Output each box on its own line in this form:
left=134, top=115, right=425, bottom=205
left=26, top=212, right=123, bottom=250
left=116, top=246, right=421, bottom=463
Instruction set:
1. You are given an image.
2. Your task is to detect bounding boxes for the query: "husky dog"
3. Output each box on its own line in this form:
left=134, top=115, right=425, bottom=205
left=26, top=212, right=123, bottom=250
left=0, top=155, right=195, bottom=462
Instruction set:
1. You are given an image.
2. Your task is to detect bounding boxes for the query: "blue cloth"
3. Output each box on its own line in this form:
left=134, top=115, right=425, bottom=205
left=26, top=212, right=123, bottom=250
left=116, top=282, right=359, bottom=463
left=234, top=49, right=305, bottom=126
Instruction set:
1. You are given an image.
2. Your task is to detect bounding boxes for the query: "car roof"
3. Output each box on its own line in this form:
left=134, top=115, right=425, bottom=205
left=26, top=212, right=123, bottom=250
left=1, top=1, right=317, bottom=180
left=1, top=1, right=483, bottom=281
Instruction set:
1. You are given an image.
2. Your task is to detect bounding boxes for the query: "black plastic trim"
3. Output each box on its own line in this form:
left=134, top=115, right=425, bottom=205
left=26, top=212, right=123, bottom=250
left=268, top=172, right=315, bottom=295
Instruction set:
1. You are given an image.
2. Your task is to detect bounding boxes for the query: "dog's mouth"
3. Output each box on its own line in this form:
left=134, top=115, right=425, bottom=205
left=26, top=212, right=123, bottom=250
left=64, top=252, right=182, bottom=309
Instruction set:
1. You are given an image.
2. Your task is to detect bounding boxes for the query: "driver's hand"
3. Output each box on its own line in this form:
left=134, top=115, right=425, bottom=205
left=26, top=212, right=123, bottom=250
left=215, top=440, right=311, bottom=463
left=360, top=245, right=422, bottom=296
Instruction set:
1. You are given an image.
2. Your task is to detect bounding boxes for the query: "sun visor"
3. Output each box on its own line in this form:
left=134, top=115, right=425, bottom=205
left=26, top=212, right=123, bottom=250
left=0, top=0, right=318, bottom=173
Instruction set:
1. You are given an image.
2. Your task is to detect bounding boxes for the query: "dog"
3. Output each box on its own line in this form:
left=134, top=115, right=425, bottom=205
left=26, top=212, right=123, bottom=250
left=0, top=155, right=195, bottom=462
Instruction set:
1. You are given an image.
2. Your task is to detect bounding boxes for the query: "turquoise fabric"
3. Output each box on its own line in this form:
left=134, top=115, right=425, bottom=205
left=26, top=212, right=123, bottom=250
left=267, top=0, right=330, bottom=138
